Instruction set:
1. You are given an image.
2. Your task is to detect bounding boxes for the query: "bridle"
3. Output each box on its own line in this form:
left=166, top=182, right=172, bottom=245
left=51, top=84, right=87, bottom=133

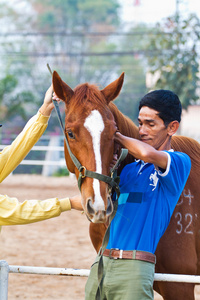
left=47, top=64, right=128, bottom=198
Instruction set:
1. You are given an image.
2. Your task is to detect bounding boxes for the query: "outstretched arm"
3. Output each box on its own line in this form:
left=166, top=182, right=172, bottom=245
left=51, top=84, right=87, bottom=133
left=0, top=85, right=58, bottom=182
left=0, top=194, right=83, bottom=226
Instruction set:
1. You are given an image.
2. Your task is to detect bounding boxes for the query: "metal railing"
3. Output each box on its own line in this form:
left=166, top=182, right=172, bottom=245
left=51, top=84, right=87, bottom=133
left=1, top=260, right=200, bottom=300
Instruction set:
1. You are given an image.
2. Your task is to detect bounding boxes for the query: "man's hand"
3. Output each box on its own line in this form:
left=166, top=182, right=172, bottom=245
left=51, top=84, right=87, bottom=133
left=39, top=85, right=54, bottom=116
left=39, top=85, right=62, bottom=117
left=110, top=153, right=118, bottom=170
left=69, top=195, right=83, bottom=211
left=52, top=92, right=62, bottom=102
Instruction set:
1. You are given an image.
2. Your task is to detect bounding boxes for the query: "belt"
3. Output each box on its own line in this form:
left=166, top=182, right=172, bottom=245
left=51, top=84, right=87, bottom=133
left=102, top=249, right=156, bottom=264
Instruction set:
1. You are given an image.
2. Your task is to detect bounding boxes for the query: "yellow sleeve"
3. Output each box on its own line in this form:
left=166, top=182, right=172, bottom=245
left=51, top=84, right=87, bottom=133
left=0, top=112, right=49, bottom=182
left=0, top=195, right=71, bottom=226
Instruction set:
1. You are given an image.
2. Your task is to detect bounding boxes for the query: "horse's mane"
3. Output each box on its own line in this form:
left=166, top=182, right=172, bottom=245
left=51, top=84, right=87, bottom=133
left=108, top=102, right=139, bottom=140
left=171, top=136, right=200, bottom=166
left=171, top=136, right=200, bottom=185
left=108, top=102, right=140, bottom=171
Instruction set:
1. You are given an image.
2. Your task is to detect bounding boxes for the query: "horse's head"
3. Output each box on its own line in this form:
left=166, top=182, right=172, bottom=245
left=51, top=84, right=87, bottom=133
left=52, top=71, right=124, bottom=223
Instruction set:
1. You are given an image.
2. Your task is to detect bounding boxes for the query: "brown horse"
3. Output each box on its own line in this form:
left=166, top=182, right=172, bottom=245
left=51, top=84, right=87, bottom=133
left=52, top=71, right=200, bottom=300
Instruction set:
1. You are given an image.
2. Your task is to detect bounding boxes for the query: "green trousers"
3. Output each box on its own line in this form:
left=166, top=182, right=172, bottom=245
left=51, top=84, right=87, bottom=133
left=85, top=255, right=155, bottom=300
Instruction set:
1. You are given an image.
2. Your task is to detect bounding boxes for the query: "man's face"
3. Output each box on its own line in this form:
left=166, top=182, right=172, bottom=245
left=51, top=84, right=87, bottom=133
left=138, top=106, right=169, bottom=150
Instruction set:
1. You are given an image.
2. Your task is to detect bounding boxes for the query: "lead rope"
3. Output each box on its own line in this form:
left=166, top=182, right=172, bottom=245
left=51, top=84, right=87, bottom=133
left=95, top=197, right=118, bottom=300
left=95, top=149, right=125, bottom=300
left=47, top=64, right=82, bottom=171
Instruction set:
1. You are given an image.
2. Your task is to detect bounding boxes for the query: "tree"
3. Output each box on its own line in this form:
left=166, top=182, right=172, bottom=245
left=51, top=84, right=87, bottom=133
left=146, top=13, right=200, bottom=109
left=0, top=74, right=37, bottom=121
left=32, top=0, right=119, bottom=29
left=30, top=0, right=120, bottom=83
left=0, top=0, right=148, bottom=124
left=0, top=1, right=39, bottom=123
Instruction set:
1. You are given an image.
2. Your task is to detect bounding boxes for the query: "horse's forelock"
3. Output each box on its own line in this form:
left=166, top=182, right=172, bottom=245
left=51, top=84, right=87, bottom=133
left=71, top=83, right=107, bottom=110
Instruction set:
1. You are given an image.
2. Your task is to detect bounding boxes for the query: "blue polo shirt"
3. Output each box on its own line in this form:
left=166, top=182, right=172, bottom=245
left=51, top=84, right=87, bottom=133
left=107, top=151, right=191, bottom=254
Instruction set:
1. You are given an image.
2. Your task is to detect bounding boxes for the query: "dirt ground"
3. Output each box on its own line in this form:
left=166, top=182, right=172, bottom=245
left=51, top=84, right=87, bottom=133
left=1, top=175, right=199, bottom=299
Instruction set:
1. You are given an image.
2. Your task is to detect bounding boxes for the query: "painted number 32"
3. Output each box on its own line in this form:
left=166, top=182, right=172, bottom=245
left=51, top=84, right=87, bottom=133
left=175, top=212, right=193, bottom=235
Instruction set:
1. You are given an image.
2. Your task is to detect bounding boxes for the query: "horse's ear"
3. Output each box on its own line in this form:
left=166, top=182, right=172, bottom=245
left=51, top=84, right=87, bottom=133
left=101, top=72, right=125, bottom=104
left=52, top=71, right=74, bottom=104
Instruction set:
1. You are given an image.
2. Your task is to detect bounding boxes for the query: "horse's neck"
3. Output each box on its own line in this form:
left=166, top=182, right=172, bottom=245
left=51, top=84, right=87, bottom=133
left=109, top=102, right=139, bottom=139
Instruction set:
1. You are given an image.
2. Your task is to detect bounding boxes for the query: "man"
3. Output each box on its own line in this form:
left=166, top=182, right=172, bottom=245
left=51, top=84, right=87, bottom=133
left=0, top=85, right=82, bottom=227
left=85, top=89, right=191, bottom=299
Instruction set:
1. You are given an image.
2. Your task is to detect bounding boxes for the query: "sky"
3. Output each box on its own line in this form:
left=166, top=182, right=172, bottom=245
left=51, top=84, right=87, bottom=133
left=119, top=0, right=200, bottom=24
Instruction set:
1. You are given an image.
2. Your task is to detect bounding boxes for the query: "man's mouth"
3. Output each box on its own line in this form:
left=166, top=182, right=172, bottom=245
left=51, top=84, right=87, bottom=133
left=141, top=138, right=150, bottom=142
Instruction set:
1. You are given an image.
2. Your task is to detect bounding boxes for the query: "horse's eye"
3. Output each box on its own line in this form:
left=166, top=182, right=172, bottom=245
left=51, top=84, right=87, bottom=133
left=67, top=130, right=75, bottom=139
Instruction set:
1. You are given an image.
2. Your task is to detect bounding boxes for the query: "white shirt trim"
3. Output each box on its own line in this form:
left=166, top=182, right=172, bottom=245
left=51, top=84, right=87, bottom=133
left=156, top=151, right=172, bottom=177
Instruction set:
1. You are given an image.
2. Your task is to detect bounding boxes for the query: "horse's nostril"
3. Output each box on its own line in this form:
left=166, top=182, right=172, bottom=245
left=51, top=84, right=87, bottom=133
left=87, top=199, right=95, bottom=215
left=86, top=197, right=112, bottom=222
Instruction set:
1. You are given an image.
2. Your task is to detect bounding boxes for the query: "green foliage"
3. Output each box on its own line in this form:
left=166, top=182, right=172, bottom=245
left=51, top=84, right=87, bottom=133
left=0, top=0, right=148, bottom=124
left=32, top=0, right=120, bottom=29
left=0, top=75, right=17, bottom=120
left=78, top=0, right=119, bottom=26
left=114, top=25, right=150, bottom=121
left=7, top=91, right=37, bottom=120
left=52, top=167, right=69, bottom=177
left=0, top=75, right=17, bottom=96
left=0, top=74, right=37, bottom=121
left=146, top=13, right=200, bottom=109
left=28, top=0, right=123, bottom=108
left=5, top=0, right=200, bottom=125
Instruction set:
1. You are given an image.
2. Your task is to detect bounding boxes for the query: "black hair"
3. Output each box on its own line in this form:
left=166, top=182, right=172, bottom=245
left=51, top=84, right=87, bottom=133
left=139, top=89, right=182, bottom=127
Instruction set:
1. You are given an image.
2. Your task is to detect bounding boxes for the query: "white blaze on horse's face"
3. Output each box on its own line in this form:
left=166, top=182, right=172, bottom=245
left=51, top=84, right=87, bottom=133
left=84, top=110, right=106, bottom=213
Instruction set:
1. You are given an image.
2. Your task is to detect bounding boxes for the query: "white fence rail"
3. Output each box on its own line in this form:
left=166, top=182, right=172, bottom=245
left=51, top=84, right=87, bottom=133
left=0, top=145, right=65, bottom=166
left=0, top=135, right=66, bottom=176
left=1, top=260, right=200, bottom=300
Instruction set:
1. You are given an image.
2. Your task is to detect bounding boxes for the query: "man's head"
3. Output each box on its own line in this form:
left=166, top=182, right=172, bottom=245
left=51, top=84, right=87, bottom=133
left=139, top=89, right=182, bottom=126
left=138, top=90, right=182, bottom=150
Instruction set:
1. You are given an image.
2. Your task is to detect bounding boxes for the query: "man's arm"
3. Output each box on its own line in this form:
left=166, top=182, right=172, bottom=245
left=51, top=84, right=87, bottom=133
left=115, top=132, right=168, bottom=170
left=0, top=194, right=83, bottom=226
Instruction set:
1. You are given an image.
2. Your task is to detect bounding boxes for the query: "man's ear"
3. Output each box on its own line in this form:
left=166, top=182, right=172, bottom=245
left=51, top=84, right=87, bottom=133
left=167, top=121, right=179, bottom=136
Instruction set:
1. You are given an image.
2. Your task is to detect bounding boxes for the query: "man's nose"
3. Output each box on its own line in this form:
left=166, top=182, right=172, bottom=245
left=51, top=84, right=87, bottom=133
left=139, top=125, right=146, bottom=135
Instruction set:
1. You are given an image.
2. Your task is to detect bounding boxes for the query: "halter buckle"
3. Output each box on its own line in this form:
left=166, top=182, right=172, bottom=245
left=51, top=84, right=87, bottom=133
left=79, top=166, right=86, bottom=178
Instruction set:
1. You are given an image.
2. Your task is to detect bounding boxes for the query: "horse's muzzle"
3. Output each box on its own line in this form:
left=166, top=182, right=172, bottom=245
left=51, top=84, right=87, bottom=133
left=86, top=196, right=113, bottom=223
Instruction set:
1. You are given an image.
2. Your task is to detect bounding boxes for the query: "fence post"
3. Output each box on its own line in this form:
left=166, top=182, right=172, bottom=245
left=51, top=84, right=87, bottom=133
left=42, top=136, right=61, bottom=176
left=0, top=260, right=9, bottom=300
